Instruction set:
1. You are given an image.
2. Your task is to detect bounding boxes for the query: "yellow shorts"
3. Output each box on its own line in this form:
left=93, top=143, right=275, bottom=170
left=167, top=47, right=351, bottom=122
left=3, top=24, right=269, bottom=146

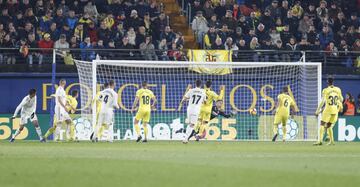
left=321, top=113, right=338, bottom=124
left=274, top=114, right=288, bottom=126
left=199, top=110, right=211, bottom=122
left=135, top=110, right=151, bottom=123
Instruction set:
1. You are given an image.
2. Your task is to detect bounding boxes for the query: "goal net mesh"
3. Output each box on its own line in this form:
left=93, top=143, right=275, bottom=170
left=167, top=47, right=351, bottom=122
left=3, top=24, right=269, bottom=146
left=74, top=60, right=321, bottom=141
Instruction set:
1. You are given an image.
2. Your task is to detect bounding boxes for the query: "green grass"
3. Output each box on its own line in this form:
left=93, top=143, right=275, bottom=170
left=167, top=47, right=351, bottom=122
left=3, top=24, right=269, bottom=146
left=0, top=141, right=359, bottom=187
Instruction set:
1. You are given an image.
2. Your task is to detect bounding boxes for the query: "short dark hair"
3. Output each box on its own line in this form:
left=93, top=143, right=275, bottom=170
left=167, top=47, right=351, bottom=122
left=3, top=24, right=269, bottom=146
left=142, top=81, right=147, bottom=87
left=327, top=77, right=334, bottom=85
left=29, top=88, right=36, bottom=95
left=108, top=80, right=115, bottom=87
left=282, top=86, right=288, bottom=93
left=103, top=82, right=109, bottom=88
left=71, top=90, right=78, bottom=97
left=195, top=79, right=202, bottom=87
left=205, top=80, right=212, bottom=88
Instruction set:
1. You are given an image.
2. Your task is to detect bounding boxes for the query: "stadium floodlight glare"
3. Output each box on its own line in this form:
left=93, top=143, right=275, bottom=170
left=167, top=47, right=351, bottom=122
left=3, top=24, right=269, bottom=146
left=74, top=60, right=321, bottom=141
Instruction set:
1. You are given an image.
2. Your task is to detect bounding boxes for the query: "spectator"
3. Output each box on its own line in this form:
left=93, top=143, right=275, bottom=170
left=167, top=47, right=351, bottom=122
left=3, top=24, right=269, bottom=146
left=192, top=0, right=203, bottom=20
left=69, top=36, right=79, bottom=49
left=39, top=10, right=53, bottom=32
left=127, top=27, right=137, bottom=46
left=333, top=12, right=348, bottom=34
left=349, top=12, right=359, bottom=28
left=80, top=37, right=95, bottom=61
left=126, top=10, right=143, bottom=30
left=298, top=13, right=312, bottom=34
left=84, top=1, right=99, bottom=20
left=136, top=26, right=146, bottom=49
left=249, top=37, right=261, bottom=61
left=54, top=8, right=65, bottom=29
left=203, top=26, right=218, bottom=49
left=174, top=32, right=184, bottom=48
left=58, top=0, right=69, bottom=16
left=214, top=0, right=227, bottom=19
left=237, top=15, right=249, bottom=34
left=38, top=33, right=54, bottom=63
left=74, top=23, right=85, bottom=43
left=260, top=9, right=273, bottom=31
left=34, top=0, right=45, bottom=16
left=98, top=21, right=111, bottom=44
left=139, top=36, right=157, bottom=61
left=328, top=2, right=341, bottom=20
left=168, top=42, right=182, bottom=61
left=78, top=13, right=93, bottom=28
left=54, top=34, right=70, bottom=54
left=192, top=11, right=209, bottom=47
left=273, top=40, right=289, bottom=62
left=66, top=10, right=78, bottom=30
left=306, top=25, right=317, bottom=44
left=87, top=22, right=98, bottom=44
left=212, top=37, right=224, bottom=49
left=266, top=0, right=281, bottom=19
left=49, top=23, right=60, bottom=41
left=291, top=1, right=304, bottom=18
left=27, top=33, right=42, bottom=66
left=203, top=1, right=215, bottom=20
left=158, top=38, right=169, bottom=61
left=255, top=23, right=269, bottom=45
left=143, top=13, right=152, bottom=35
left=224, top=37, right=238, bottom=56
left=24, top=8, right=38, bottom=27
left=325, top=42, right=339, bottom=64
left=319, top=26, right=333, bottom=49
left=285, top=37, right=300, bottom=61
left=103, top=12, right=115, bottom=30
left=221, top=10, right=236, bottom=31
left=119, top=36, right=135, bottom=60
left=269, top=28, right=281, bottom=44
left=95, top=40, right=106, bottom=59
left=343, top=93, right=356, bottom=116
left=152, top=12, right=168, bottom=37
left=316, top=1, right=328, bottom=19
left=280, top=0, right=289, bottom=18
left=160, top=26, right=176, bottom=47
left=208, top=14, right=220, bottom=29
left=218, top=24, right=232, bottom=44
left=232, top=4, right=241, bottom=20
left=0, top=34, right=16, bottom=64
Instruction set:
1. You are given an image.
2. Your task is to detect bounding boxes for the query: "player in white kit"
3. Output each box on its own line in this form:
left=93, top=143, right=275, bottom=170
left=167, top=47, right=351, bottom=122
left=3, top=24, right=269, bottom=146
left=10, top=89, right=45, bottom=142
left=179, top=80, right=206, bottom=143
left=93, top=80, right=119, bottom=142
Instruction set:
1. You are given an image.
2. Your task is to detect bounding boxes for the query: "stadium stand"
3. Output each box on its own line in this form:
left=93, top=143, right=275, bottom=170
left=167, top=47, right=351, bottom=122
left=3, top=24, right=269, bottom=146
left=0, top=0, right=359, bottom=73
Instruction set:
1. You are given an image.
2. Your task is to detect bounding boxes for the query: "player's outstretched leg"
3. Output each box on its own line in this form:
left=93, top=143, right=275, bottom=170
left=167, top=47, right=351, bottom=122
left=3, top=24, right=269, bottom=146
left=183, top=124, right=194, bottom=144
left=282, top=124, right=286, bottom=142
left=10, top=124, right=25, bottom=142
left=134, top=119, right=142, bottom=142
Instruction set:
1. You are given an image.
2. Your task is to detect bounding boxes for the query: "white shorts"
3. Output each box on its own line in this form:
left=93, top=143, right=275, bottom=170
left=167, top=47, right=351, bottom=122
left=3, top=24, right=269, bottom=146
left=55, top=105, right=71, bottom=122
left=186, top=108, right=200, bottom=125
left=97, top=112, right=114, bottom=126
left=20, top=112, right=38, bottom=125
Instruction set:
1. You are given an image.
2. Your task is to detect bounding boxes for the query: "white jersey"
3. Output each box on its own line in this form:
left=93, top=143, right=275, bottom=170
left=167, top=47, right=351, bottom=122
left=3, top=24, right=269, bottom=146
left=14, top=95, right=37, bottom=116
left=55, top=86, right=66, bottom=109
left=98, top=88, right=119, bottom=114
left=185, top=87, right=206, bottom=113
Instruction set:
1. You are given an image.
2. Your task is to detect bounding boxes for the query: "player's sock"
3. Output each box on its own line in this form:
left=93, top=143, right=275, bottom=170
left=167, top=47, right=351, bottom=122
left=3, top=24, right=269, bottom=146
left=13, top=129, right=21, bottom=138
left=107, top=124, right=113, bottom=142
left=185, top=126, right=194, bottom=141
left=282, top=125, right=286, bottom=141
left=143, top=124, right=148, bottom=140
left=44, top=126, right=55, bottom=139
left=273, top=125, right=278, bottom=137
left=35, top=127, right=42, bottom=140
left=319, top=126, right=325, bottom=143
left=134, top=124, right=141, bottom=137
left=98, top=125, right=105, bottom=141
left=328, top=127, right=334, bottom=144
left=69, top=124, right=75, bottom=140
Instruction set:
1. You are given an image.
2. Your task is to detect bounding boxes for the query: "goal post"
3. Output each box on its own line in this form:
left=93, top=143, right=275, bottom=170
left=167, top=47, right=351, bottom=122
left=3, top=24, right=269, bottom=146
left=74, top=60, right=322, bottom=141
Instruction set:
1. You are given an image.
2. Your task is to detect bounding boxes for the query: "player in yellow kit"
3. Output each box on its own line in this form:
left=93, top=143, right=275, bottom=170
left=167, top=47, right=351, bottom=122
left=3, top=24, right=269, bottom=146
left=314, top=78, right=343, bottom=146
left=272, top=87, right=296, bottom=142
left=195, top=80, right=224, bottom=140
left=131, top=81, right=157, bottom=142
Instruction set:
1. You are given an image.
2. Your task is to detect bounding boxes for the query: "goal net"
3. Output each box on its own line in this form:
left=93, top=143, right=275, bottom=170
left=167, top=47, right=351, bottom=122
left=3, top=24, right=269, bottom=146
left=74, top=60, right=321, bottom=141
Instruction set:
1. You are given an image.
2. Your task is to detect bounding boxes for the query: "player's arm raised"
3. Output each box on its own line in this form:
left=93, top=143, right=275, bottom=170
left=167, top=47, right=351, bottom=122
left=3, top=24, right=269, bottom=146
left=178, top=85, right=191, bottom=111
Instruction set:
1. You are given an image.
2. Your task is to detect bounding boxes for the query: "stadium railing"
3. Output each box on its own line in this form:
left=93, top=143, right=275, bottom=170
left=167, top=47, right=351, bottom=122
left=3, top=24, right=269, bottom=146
left=0, top=48, right=359, bottom=74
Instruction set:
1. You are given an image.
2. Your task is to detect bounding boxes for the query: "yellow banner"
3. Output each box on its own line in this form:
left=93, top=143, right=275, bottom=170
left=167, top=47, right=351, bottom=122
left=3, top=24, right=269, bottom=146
left=188, top=50, right=232, bottom=75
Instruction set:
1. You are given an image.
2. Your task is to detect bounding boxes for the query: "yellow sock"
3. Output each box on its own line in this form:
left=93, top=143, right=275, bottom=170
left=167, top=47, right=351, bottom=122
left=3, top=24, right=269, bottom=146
left=328, top=127, right=334, bottom=143
left=143, top=124, right=148, bottom=139
left=319, top=126, right=325, bottom=143
left=282, top=125, right=286, bottom=141
left=134, top=124, right=141, bottom=137
left=194, top=122, right=200, bottom=133
left=69, top=123, right=75, bottom=140
left=44, top=125, right=57, bottom=139
left=98, top=125, right=105, bottom=140
left=273, top=124, right=278, bottom=136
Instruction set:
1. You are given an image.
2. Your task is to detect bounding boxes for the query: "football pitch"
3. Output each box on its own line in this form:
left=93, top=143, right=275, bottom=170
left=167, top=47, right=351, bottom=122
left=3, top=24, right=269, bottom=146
left=0, top=141, right=359, bottom=187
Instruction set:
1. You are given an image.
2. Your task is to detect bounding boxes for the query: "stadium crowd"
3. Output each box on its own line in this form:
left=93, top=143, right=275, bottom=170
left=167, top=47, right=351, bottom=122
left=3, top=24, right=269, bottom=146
left=191, top=0, right=360, bottom=63
left=0, top=0, right=358, bottom=65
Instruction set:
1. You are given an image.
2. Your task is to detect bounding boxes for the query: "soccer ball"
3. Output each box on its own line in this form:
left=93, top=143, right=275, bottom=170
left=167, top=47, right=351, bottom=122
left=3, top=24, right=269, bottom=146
left=73, top=117, right=92, bottom=140
left=249, top=108, right=257, bottom=115
left=278, top=119, right=299, bottom=140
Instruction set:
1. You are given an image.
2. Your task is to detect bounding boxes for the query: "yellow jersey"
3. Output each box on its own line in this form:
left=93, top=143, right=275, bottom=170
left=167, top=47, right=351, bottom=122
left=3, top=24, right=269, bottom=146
left=276, top=93, right=295, bottom=117
left=200, top=88, right=224, bottom=113
left=66, top=95, right=78, bottom=114
left=136, top=88, right=155, bottom=112
left=321, top=86, right=343, bottom=114
left=94, top=91, right=102, bottom=115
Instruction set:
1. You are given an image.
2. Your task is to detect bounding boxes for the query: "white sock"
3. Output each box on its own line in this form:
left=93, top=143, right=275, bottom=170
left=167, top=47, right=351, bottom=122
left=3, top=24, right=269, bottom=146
left=55, top=123, right=61, bottom=140
left=185, top=125, right=194, bottom=141
left=93, top=125, right=99, bottom=140
left=13, top=129, right=21, bottom=138
left=35, top=127, right=42, bottom=140
left=107, top=124, right=114, bottom=142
